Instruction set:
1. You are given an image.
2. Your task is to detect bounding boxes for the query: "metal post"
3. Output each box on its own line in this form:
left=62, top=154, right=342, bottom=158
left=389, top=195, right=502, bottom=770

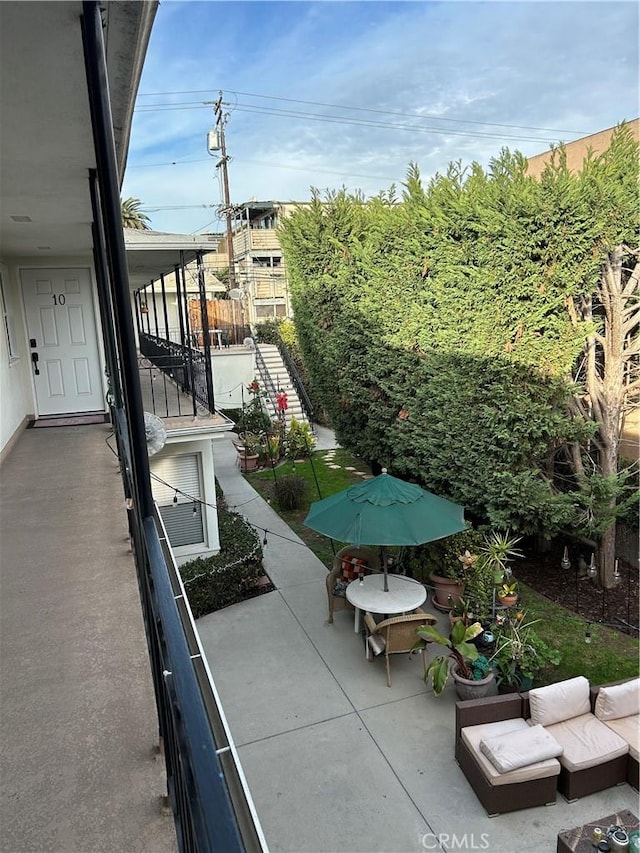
left=81, top=0, right=154, bottom=519
left=151, top=279, right=159, bottom=337
left=160, top=273, right=170, bottom=340
left=88, top=170, right=122, bottom=410
left=178, top=257, right=197, bottom=419
left=197, top=252, right=215, bottom=413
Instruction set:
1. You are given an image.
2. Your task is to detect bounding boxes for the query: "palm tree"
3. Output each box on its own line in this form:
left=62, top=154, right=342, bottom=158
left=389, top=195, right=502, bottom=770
left=121, top=197, right=151, bottom=230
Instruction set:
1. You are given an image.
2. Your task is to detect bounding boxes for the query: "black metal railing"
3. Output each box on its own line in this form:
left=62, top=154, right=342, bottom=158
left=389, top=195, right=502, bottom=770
left=275, top=339, right=314, bottom=424
left=254, top=330, right=315, bottom=425
left=139, top=332, right=212, bottom=415
left=114, top=408, right=267, bottom=853
left=253, top=343, right=279, bottom=419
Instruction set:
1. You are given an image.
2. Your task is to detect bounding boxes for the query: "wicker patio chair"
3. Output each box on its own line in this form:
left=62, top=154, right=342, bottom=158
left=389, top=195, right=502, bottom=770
left=325, top=545, right=381, bottom=625
left=364, top=608, right=437, bottom=687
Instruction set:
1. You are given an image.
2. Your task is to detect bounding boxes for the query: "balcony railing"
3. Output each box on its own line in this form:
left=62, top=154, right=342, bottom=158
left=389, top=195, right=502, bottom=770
left=114, top=407, right=267, bottom=853
left=139, top=332, right=212, bottom=415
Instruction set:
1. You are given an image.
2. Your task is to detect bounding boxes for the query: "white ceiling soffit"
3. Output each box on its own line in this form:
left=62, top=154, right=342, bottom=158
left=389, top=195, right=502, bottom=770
left=125, top=230, right=221, bottom=292
left=0, top=1, right=157, bottom=261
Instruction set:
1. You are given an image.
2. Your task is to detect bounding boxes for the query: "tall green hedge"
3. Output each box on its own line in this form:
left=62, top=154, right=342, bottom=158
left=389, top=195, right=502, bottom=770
left=279, top=128, right=638, bottom=540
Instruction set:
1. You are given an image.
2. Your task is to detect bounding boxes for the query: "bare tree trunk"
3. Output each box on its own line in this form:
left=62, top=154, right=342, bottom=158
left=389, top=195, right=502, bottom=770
left=568, top=247, right=639, bottom=587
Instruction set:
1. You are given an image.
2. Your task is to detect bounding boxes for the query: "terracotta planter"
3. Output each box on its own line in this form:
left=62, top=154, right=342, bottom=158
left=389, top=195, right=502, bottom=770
left=238, top=453, right=259, bottom=473
left=451, top=662, right=495, bottom=701
left=498, top=594, right=518, bottom=607
left=430, top=572, right=465, bottom=611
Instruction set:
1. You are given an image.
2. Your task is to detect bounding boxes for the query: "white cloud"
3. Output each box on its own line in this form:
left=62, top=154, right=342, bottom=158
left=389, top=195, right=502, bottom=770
left=122, top=0, right=640, bottom=233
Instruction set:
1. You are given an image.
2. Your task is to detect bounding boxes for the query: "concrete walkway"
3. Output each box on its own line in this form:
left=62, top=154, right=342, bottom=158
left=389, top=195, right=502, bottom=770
left=198, top=432, right=637, bottom=853
left=0, top=424, right=177, bottom=853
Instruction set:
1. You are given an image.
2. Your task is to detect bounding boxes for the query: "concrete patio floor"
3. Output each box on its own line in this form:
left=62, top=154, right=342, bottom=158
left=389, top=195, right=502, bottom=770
left=2, top=419, right=635, bottom=853
left=197, top=430, right=638, bottom=853
left=0, top=423, right=177, bottom=853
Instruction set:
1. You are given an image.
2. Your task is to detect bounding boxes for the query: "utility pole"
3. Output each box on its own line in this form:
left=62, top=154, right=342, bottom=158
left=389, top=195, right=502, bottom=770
left=213, top=92, right=236, bottom=290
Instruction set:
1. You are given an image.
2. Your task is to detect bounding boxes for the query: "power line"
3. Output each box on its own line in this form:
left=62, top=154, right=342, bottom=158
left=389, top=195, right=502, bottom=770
left=136, top=86, right=588, bottom=136
left=134, top=98, right=561, bottom=144
left=128, top=155, right=400, bottom=184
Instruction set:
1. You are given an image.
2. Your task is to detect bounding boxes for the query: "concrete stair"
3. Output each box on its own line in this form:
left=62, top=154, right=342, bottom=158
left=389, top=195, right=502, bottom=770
left=256, top=343, right=310, bottom=429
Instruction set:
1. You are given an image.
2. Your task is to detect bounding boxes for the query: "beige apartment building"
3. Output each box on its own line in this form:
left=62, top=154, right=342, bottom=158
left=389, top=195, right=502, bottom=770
left=526, top=118, right=639, bottom=179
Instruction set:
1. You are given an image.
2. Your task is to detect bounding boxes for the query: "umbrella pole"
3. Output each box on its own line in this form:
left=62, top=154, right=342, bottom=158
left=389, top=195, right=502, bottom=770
left=381, top=545, right=389, bottom=592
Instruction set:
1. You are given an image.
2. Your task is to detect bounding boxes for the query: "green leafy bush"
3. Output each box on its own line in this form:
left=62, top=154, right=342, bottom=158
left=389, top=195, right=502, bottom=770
left=275, top=474, right=307, bottom=510
left=179, top=507, right=264, bottom=617
left=284, top=417, right=316, bottom=460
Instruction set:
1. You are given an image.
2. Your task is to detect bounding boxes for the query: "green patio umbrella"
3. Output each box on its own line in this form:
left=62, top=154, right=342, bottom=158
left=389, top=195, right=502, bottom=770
left=304, top=469, right=466, bottom=591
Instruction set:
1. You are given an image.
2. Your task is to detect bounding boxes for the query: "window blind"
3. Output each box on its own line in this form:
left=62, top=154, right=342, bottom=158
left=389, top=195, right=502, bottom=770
left=153, top=453, right=205, bottom=548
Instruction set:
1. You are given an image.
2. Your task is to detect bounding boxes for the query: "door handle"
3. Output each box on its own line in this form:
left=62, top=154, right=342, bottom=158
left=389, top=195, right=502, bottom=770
left=31, top=351, right=40, bottom=376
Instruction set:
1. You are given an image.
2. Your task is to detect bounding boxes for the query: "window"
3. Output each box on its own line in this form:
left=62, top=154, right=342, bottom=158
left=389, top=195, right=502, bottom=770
left=153, top=453, right=205, bottom=548
left=0, top=265, right=19, bottom=363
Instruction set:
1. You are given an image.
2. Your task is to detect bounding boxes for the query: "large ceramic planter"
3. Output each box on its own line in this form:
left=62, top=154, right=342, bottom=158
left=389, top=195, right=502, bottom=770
left=430, top=572, right=464, bottom=611
left=451, top=662, right=495, bottom=700
left=238, top=453, right=259, bottom=473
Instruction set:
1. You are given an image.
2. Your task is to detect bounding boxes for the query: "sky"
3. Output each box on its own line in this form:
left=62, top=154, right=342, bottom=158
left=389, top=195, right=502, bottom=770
left=122, top=0, right=640, bottom=236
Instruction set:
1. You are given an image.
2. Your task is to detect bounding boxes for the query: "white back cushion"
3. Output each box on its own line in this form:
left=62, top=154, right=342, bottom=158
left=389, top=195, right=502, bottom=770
left=595, top=679, right=640, bottom=721
left=528, top=676, right=591, bottom=726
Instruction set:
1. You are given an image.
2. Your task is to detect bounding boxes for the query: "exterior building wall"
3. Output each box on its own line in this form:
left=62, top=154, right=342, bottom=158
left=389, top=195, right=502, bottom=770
left=0, top=255, right=106, bottom=456
left=211, top=349, right=255, bottom=410
left=231, top=202, right=309, bottom=324
left=526, top=119, right=639, bottom=179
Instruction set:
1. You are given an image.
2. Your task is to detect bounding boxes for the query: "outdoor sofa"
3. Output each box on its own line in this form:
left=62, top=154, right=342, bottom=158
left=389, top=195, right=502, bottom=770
left=455, top=676, right=639, bottom=816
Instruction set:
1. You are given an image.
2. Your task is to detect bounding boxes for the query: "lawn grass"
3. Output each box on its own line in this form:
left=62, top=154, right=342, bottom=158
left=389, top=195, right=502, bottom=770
left=245, top=450, right=639, bottom=687
left=246, top=448, right=369, bottom=567
left=518, top=583, right=639, bottom=686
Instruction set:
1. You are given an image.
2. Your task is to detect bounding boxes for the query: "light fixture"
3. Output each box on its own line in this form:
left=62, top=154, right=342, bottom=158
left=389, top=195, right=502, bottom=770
left=173, top=490, right=178, bottom=505
left=262, top=530, right=268, bottom=546
left=587, top=553, right=598, bottom=580
left=10, top=215, right=32, bottom=222
left=613, top=560, right=621, bottom=586
left=560, top=546, right=571, bottom=571
left=584, top=623, right=592, bottom=644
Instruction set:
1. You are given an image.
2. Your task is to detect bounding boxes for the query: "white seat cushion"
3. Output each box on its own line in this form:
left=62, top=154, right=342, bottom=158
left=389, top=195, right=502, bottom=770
left=602, top=714, right=640, bottom=762
left=461, top=718, right=561, bottom=786
left=528, top=676, right=590, bottom=727
left=541, top=712, right=629, bottom=772
left=595, top=679, right=640, bottom=721
left=480, top=724, right=563, bottom=774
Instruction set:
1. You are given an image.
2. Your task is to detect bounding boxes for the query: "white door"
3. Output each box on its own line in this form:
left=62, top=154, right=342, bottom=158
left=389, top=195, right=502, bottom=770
left=21, top=268, right=104, bottom=416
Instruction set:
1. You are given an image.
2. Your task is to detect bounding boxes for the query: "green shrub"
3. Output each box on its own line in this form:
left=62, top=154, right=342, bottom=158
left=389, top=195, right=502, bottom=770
left=179, top=507, right=263, bottom=617
left=285, top=417, right=316, bottom=460
left=275, top=474, right=307, bottom=510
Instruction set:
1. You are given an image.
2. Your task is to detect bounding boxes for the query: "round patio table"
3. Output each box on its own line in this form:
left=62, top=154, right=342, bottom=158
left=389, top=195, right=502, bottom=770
left=346, top=573, right=427, bottom=633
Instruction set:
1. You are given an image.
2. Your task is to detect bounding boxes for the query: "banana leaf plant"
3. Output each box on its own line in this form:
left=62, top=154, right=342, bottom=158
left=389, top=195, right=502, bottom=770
left=413, top=620, right=484, bottom=696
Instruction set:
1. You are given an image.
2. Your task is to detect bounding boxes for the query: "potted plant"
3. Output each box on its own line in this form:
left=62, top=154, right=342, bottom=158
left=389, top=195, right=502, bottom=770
left=490, top=612, right=560, bottom=692
left=448, top=595, right=473, bottom=627
left=430, top=549, right=478, bottom=611
left=413, top=619, right=496, bottom=700
left=237, top=432, right=260, bottom=472
left=497, top=580, right=519, bottom=607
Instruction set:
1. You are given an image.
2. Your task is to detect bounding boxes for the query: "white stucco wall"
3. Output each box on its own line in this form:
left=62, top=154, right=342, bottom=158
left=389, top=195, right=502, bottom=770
left=0, top=263, right=32, bottom=455
left=211, top=349, right=256, bottom=410
left=150, top=433, right=221, bottom=565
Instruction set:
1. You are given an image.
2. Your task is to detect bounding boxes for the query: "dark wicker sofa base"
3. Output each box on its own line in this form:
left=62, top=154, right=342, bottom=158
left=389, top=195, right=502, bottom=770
left=557, top=754, right=628, bottom=802
left=455, top=693, right=558, bottom=816
left=456, top=688, right=634, bottom=815
left=457, top=732, right=557, bottom=817
left=520, top=693, right=630, bottom=802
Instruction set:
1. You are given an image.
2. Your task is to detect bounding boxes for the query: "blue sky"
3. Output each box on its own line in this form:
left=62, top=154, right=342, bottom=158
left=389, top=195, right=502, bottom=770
left=122, top=1, right=639, bottom=235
